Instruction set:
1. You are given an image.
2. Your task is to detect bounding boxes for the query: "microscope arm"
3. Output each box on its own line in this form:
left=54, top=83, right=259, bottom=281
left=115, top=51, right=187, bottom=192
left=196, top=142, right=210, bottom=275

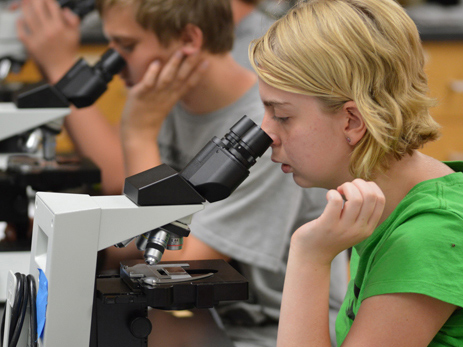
left=94, top=195, right=203, bottom=251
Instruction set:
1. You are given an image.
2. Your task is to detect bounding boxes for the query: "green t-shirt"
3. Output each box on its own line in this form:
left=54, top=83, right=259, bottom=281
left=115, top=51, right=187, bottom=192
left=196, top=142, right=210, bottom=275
left=336, top=161, right=463, bottom=346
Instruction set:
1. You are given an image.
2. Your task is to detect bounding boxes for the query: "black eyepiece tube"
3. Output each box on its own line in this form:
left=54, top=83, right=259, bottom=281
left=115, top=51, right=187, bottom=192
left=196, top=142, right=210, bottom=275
left=229, top=116, right=256, bottom=138
left=179, top=115, right=273, bottom=202
left=15, top=48, right=126, bottom=109
left=240, top=125, right=273, bottom=159
left=94, top=49, right=127, bottom=83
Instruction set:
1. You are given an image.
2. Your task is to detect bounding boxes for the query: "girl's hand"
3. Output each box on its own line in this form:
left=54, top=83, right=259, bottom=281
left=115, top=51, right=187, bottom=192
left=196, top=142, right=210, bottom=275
left=291, top=179, right=385, bottom=266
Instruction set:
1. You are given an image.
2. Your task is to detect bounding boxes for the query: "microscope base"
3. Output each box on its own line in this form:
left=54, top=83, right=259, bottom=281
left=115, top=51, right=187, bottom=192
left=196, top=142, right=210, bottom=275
left=90, top=259, right=248, bottom=347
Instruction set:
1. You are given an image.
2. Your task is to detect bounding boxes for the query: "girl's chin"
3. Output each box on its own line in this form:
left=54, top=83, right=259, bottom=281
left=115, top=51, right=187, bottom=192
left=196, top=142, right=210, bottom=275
left=292, top=174, right=315, bottom=189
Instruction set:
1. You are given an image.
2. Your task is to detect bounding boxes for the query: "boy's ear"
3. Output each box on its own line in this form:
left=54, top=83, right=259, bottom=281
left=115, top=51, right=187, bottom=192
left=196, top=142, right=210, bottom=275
left=343, top=101, right=366, bottom=146
left=180, top=24, right=203, bottom=54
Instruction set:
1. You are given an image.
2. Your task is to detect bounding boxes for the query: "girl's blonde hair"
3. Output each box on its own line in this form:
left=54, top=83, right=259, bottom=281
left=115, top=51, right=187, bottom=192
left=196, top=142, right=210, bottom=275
left=250, top=0, right=440, bottom=179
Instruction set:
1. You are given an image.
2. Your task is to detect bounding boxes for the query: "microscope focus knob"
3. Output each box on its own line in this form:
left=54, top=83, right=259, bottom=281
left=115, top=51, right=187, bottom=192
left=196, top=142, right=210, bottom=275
left=130, top=317, right=152, bottom=339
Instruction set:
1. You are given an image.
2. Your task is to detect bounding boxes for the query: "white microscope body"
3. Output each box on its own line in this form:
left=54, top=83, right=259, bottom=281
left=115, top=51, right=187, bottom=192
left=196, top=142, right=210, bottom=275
left=25, top=192, right=203, bottom=347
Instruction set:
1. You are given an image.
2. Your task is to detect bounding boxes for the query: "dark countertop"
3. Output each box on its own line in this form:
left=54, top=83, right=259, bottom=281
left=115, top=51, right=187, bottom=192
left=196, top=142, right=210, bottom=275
left=417, top=25, right=463, bottom=41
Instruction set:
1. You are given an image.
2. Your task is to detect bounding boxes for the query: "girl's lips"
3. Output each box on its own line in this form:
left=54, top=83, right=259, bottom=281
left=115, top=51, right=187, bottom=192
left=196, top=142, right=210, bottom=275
left=281, top=163, right=292, bottom=173
left=271, top=158, right=293, bottom=174
left=271, top=157, right=292, bottom=173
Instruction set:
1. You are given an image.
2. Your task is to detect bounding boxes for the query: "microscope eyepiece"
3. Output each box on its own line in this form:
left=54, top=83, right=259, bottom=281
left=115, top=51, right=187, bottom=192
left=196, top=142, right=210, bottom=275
left=94, top=49, right=127, bottom=83
left=228, top=115, right=271, bottom=158
left=221, top=116, right=273, bottom=169
left=180, top=115, right=272, bottom=202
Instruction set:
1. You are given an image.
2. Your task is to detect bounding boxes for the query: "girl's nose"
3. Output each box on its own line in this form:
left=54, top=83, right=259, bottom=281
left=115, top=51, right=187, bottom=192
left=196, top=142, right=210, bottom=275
left=261, top=116, right=280, bottom=147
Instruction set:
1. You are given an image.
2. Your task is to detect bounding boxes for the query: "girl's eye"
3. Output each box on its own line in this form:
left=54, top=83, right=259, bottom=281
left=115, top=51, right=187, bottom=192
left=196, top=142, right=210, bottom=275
left=273, top=115, right=289, bottom=123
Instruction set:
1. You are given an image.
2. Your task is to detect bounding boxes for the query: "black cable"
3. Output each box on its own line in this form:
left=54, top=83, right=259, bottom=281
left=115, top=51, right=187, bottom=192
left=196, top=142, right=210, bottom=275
left=9, top=274, right=28, bottom=347
left=1, top=304, right=5, bottom=346
left=27, top=275, right=37, bottom=347
left=0, top=273, right=37, bottom=347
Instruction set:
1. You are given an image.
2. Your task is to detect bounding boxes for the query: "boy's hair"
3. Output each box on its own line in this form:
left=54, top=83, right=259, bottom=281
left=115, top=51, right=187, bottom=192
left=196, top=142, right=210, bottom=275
left=95, top=0, right=234, bottom=54
left=250, top=0, right=440, bottom=180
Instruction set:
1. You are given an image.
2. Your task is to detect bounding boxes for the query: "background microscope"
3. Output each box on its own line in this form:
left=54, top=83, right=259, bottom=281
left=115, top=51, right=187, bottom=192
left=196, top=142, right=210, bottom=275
left=0, top=46, right=125, bottom=302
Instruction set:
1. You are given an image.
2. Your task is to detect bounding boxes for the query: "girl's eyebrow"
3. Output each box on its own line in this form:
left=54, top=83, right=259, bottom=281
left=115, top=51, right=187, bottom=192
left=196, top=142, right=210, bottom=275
left=262, top=100, right=290, bottom=107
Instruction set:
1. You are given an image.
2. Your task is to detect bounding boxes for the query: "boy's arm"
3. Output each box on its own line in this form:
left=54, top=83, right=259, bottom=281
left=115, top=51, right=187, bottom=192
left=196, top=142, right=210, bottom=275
left=64, top=106, right=125, bottom=195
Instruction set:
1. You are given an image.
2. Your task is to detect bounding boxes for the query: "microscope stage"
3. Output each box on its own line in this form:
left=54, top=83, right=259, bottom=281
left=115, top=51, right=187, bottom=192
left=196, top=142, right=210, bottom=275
left=96, top=259, right=248, bottom=311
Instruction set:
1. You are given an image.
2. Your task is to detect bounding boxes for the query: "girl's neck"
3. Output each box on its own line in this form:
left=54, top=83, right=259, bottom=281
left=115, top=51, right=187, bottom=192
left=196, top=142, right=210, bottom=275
left=374, top=151, right=453, bottom=224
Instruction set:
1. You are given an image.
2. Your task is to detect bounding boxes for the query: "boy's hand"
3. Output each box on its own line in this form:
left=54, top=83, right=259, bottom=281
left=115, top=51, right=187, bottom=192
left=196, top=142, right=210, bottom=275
left=121, top=49, right=209, bottom=139
left=17, top=0, right=81, bottom=83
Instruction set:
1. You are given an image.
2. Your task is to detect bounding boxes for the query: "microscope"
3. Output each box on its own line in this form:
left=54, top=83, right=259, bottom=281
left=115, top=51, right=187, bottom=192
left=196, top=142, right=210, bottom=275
left=1, top=115, right=272, bottom=347
left=0, top=47, right=126, bottom=302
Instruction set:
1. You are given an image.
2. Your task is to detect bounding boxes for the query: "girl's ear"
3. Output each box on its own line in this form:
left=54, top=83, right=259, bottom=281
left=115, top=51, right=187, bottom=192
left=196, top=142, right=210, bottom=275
left=343, top=101, right=366, bottom=146
left=180, top=24, right=203, bottom=55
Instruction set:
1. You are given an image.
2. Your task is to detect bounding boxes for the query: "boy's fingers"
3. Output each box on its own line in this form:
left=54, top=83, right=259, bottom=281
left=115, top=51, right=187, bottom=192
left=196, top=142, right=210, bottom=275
left=44, top=0, right=61, bottom=21
left=29, top=0, right=48, bottom=26
left=62, top=7, right=80, bottom=27
left=139, top=60, right=161, bottom=91
left=157, top=50, right=184, bottom=87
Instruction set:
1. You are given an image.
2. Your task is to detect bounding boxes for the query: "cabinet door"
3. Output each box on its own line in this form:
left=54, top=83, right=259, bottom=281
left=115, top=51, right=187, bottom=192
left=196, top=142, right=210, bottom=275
left=421, top=42, right=463, bottom=161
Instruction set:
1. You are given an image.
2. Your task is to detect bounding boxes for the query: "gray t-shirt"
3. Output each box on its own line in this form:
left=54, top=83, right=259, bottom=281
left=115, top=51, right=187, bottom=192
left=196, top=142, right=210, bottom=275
left=232, top=9, right=276, bottom=71
left=158, top=83, right=347, bottom=347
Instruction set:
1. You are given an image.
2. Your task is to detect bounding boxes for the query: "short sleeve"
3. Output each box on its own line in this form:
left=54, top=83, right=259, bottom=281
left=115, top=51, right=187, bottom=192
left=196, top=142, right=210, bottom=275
left=362, top=210, right=463, bottom=308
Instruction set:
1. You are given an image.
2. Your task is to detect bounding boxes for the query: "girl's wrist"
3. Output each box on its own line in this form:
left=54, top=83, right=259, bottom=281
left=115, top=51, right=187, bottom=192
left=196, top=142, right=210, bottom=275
left=289, top=232, right=336, bottom=268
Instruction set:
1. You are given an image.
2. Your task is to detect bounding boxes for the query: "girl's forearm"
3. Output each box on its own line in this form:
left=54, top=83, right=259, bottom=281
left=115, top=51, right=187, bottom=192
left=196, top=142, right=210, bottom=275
left=277, top=249, right=332, bottom=347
